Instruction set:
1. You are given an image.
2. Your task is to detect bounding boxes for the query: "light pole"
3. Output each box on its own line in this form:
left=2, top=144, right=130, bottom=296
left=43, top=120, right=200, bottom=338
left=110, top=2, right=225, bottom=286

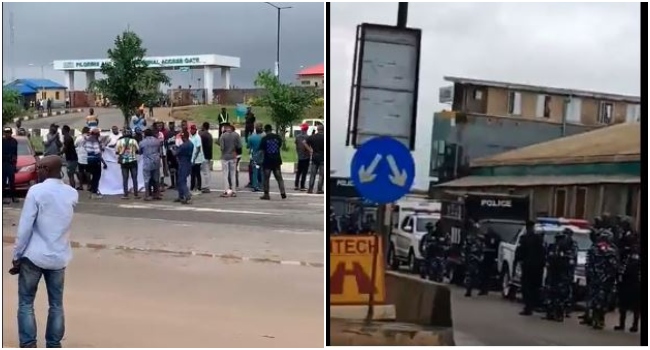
left=265, top=2, right=292, bottom=78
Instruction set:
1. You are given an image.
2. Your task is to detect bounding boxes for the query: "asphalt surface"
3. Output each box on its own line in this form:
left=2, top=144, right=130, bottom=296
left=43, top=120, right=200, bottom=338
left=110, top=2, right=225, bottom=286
left=2, top=245, right=324, bottom=347
left=388, top=271, right=640, bottom=346
left=3, top=172, right=324, bottom=265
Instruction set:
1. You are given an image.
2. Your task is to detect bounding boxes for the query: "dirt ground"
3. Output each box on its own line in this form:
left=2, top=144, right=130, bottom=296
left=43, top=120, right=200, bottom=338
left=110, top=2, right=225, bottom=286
left=2, top=245, right=324, bottom=348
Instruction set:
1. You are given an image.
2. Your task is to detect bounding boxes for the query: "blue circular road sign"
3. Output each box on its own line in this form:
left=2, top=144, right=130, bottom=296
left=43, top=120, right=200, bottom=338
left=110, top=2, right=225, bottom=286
left=350, top=137, right=415, bottom=204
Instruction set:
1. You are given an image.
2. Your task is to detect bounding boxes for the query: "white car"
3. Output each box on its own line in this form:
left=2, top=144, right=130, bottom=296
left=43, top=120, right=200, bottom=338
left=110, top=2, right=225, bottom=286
left=498, top=218, right=592, bottom=300
left=387, top=201, right=441, bottom=273
left=290, top=118, right=324, bottom=137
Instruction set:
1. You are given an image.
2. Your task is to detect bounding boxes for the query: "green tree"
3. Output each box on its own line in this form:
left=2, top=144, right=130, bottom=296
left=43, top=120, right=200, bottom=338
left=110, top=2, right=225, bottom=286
left=2, top=82, right=23, bottom=126
left=90, top=30, right=170, bottom=126
left=253, top=70, right=319, bottom=150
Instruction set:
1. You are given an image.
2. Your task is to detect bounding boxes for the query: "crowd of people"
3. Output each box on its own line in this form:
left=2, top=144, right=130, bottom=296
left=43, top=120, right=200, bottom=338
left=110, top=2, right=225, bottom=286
left=3, top=106, right=326, bottom=204
left=417, top=215, right=640, bottom=332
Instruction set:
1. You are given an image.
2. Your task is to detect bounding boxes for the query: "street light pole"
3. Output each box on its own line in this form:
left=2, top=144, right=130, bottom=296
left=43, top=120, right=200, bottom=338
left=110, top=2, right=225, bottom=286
left=265, top=2, right=292, bottom=78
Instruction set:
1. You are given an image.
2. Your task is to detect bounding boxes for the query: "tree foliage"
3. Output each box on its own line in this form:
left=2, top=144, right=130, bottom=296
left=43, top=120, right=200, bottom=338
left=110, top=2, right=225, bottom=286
left=90, top=30, right=170, bottom=126
left=253, top=70, right=320, bottom=149
left=2, top=81, right=23, bottom=126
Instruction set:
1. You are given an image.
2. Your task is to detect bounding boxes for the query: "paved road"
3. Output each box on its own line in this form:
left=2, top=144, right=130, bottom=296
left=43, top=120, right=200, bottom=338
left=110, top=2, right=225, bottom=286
left=21, top=107, right=173, bottom=129
left=3, top=172, right=324, bottom=265
left=386, top=271, right=639, bottom=346
left=2, top=245, right=324, bottom=347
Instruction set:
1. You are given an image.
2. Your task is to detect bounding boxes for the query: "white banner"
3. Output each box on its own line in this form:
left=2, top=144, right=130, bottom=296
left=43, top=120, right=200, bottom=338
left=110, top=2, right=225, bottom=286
left=98, top=147, right=146, bottom=195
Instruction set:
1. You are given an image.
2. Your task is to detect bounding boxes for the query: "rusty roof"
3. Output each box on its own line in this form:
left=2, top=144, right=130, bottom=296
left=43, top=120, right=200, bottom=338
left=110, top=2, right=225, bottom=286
left=471, top=123, right=641, bottom=167
left=434, top=175, right=641, bottom=188
left=444, top=76, right=640, bottom=103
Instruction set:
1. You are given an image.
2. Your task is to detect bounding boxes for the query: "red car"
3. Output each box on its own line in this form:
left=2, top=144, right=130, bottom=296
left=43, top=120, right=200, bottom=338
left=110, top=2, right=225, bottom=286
left=13, top=136, right=40, bottom=191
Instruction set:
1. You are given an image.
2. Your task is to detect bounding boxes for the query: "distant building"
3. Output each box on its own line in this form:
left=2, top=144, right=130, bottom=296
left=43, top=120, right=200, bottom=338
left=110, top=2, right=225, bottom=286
left=429, top=77, right=641, bottom=184
left=297, top=63, right=324, bottom=88
left=4, top=79, right=68, bottom=107
left=431, top=123, right=641, bottom=229
left=441, top=76, right=641, bottom=125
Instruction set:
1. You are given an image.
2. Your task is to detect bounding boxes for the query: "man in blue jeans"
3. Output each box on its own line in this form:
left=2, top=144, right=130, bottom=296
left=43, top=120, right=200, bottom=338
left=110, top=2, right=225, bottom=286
left=11, top=155, right=79, bottom=348
left=173, top=131, right=194, bottom=204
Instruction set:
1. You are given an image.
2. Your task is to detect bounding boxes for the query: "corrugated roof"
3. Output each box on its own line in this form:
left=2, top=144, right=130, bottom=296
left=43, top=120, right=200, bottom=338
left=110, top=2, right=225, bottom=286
left=18, top=79, right=66, bottom=90
left=297, top=63, right=324, bottom=76
left=444, top=76, right=640, bottom=104
left=434, top=175, right=640, bottom=188
left=4, top=81, right=37, bottom=95
left=471, top=123, right=641, bottom=167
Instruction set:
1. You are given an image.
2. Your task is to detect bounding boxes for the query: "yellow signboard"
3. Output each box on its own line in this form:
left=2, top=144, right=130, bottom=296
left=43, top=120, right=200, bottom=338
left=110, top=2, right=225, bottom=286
left=329, top=235, right=386, bottom=305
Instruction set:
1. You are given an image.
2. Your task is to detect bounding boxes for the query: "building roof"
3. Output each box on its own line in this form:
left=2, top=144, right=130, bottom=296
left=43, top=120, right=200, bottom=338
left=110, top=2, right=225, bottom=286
left=297, top=63, right=324, bottom=77
left=471, top=123, right=641, bottom=167
left=9, top=79, right=67, bottom=90
left=434, top=174, right=640, bottom=188
left=444, top=76, right=640, bottom=104
left=4, top=81, right=37, bottom=95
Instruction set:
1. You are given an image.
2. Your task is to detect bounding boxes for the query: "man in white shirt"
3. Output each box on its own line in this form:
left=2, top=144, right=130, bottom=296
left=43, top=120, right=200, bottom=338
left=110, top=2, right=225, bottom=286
left=11, top=155, right=78, bottom=348
left=74, top=126, right=90, bottom=190
left=106, top=125, right=122, bottom=148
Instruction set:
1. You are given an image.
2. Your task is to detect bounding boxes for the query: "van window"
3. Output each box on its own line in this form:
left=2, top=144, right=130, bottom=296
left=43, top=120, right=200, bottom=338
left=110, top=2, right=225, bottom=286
left=483, top=221, right=523, bottom=243
left=416, top=218, right=438, bottom=233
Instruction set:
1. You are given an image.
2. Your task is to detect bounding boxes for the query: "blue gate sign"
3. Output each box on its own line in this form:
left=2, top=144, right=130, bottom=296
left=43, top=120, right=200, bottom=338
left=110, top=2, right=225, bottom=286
left=350, top=136, right=415, bottom=204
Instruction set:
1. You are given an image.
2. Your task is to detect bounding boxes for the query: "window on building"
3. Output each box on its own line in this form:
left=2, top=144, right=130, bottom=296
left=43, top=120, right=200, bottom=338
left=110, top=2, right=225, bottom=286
left=301, top=80, right=311, bottom=86
left=598, top=101, right=613, bottom=124
left=575, top=187, right=587, bottom=219
left=543, top=95, right=552, bottom=118
left=554, top=188, right=567, bottom=217
left=41, top=91, right=47, bottom=100
left=473, top=89, right=483, bottom=100
left=55, top=91, right=60, bottom=100
left=507, top=91, right=522, bottom=115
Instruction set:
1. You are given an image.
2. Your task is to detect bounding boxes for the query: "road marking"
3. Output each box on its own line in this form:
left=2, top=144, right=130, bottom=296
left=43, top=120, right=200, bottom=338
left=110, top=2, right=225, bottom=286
left=209, top=188, right=323, bottom=197
left=117, top=203, right=278, bottom=215
left=1, top=236, right=324, bottom=268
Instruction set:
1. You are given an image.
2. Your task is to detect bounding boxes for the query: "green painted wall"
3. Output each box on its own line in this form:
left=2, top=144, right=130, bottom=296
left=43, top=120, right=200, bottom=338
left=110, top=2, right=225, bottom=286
left=472, top=161, right=640, bottom=176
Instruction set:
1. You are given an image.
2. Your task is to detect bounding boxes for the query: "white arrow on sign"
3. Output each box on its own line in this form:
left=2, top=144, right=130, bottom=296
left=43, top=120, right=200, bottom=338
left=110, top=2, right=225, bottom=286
left=358, top=154, right=383, bottom=184
left=386, top=155, right=408, bottom=187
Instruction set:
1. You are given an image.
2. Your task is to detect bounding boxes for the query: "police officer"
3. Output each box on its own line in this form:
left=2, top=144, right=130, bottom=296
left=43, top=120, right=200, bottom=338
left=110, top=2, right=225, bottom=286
left=479, top=227, right=501, bottom=295
left=514, top=220, right=546, bottom=315
left=588, top=229, right=619, bottom=330
left=544, top=231, right=572, bottom=322
left=615, top=240, right=640, bottom=332
left=562, top=228, right=579, bottom=317
left=420, top=221, right=449, bottom=282
left=463, top=221, right=484, bottom=297
left=329, top=207, right=340, bottom=235
left=580, top=225, right=599, bottom=325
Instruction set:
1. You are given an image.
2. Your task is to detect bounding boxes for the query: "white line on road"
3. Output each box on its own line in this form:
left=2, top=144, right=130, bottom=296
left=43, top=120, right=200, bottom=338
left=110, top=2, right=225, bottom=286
left=117, top=204, right=279, bottom=216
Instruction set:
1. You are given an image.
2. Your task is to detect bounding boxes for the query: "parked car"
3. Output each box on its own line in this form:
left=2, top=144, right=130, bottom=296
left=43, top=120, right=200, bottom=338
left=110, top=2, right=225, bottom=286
left=14, top=136, right=40, bottom=191
left=498, top=217, right=592, bottom=301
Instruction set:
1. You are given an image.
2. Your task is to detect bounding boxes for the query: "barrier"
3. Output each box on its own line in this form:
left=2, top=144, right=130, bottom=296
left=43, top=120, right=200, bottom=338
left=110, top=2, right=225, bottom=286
left=385, top=271, right=453, bottom=328
left=330, top=319, right=455, bottom=346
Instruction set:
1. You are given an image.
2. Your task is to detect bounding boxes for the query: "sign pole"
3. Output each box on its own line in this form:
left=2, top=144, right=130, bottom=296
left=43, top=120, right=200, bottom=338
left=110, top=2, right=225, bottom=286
left=365, top=4, right=410, bottom=325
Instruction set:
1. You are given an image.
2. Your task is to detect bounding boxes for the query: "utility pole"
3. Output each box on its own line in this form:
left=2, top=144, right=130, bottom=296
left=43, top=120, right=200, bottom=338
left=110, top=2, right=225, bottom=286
left=9, top=10, right=16, bottom=81
left=265, top=2, right=292, bottom=78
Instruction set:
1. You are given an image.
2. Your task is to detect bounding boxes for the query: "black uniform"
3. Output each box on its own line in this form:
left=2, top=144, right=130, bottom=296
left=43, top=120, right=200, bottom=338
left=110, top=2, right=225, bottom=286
left=479, top=228, right=501, bottom=294
left=615, top=242, right=640, bottom=332
left=544, top=232, right=573, bottom=321
left=2, top=133, right=19, bottom=202
left=419, top=222, right=449, bottom=282
left=514, top=221, right=546, bottom=315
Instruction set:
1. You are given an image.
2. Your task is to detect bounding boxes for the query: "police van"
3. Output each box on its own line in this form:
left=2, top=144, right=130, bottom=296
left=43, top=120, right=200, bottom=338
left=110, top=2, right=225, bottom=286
left=387, top=200, right=441, bottom=273
left=498, top=217, right=592, bottom=301
left=439, top=191, right=531, bottom=285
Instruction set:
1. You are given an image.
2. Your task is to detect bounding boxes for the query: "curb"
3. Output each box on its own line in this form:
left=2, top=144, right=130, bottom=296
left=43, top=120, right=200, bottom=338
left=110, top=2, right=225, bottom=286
left=14, top=109, right=85, bottom=122
left=1, top=236, right=323, bottom=268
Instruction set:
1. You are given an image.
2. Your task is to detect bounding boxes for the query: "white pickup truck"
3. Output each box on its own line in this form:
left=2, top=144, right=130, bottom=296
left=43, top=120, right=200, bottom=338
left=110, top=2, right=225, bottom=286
left=498, top=219, right=592, bottom=300
left=387, top=201, right=441, bottom=273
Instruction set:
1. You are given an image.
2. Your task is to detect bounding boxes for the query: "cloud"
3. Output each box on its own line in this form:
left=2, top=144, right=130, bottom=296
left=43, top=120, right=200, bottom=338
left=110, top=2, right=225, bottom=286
left=2, top=2, right=324, bottom=88
left=329, top=2, right=640, bottom=189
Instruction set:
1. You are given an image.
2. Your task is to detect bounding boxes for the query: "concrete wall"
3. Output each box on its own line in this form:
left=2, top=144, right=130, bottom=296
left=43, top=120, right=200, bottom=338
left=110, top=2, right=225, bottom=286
left=36, top=88, right=67, bottom=103
left=385, top=272, right=453, bottom=328
left=429, top=113, right=599, bottom=180
left=212, top=87, right=325, bottom=105
left=297, top=76, right=324, bottom=88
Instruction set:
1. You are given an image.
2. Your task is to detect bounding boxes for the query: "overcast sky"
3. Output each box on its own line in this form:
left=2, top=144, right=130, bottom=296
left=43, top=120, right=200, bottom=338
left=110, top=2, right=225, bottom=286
left=329, top=2, right=641, bottom=190
left=2, top=2, right=324, bottom=88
